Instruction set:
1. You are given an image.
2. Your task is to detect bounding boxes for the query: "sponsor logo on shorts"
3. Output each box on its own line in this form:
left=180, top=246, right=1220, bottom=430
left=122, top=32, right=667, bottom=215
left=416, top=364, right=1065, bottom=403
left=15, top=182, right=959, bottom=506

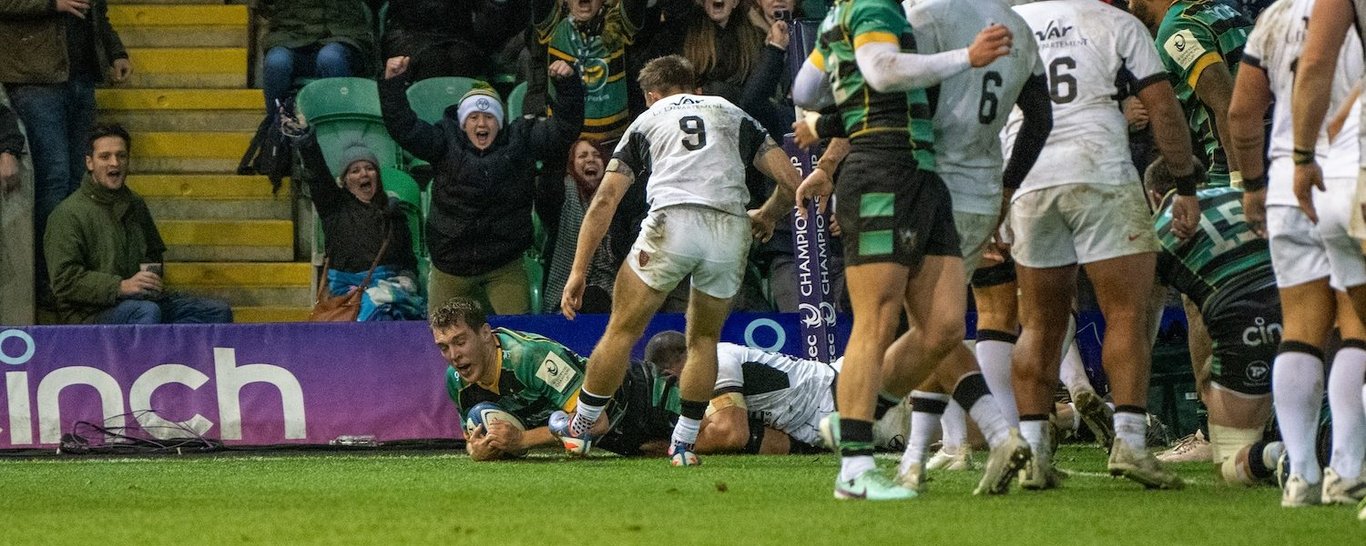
left=1241, top=317, right=1282, bottom=347
left=1245, top=361, right=1270, bottom=384
left=638, top=250, right=650, bottom=267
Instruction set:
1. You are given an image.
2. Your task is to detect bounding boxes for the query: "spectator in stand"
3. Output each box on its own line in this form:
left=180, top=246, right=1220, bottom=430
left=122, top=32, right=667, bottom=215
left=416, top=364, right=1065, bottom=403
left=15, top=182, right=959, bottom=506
left=1, top=0, right=131, bottom=305
left=256, top=0, right=375, bottom=124
left=283, top=113, right=424, bottom=320
left=531, top=0, right=649, bottom=145
left=1, top=101, right=22, bottom=195
left=381, top=56, right=584, bottom=316
left=44, top=124, right=232, bottom=325
left=541, top=139, right=618, bottom=314
left=382, top=0, right=529, bottom=84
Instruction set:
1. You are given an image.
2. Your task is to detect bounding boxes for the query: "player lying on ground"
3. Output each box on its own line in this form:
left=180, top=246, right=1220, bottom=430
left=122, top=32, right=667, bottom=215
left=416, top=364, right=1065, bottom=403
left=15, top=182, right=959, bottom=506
left=644, top=331, right=911, bottom=454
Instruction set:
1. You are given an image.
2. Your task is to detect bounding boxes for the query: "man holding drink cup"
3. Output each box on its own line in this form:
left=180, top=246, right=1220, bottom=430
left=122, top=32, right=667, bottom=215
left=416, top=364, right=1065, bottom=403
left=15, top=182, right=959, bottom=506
left=43, top=123, right=232, bottom=325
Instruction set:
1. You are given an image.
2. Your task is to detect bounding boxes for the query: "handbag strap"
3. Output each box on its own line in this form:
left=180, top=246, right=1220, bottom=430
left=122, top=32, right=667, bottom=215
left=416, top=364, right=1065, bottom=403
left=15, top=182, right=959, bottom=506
left=318, top=221, right=393, bottom=299
left=355, top=221, right=393, bottom=291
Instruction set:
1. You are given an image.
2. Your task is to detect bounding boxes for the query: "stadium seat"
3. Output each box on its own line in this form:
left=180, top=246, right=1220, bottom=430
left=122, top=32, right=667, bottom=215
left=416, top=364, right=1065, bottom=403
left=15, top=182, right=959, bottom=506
left=524, top=212, right=547, bottom=314
left=296, top=77, right=401, bottom=175
left=313, top=120, right=402, bottom=175
left=405, top=77, right=481, bottom=123
left=382, top=166, right=426, bottom=265
left=296, top=77, right=383, bottom=123
left=506, top=81, right=528, bottom=121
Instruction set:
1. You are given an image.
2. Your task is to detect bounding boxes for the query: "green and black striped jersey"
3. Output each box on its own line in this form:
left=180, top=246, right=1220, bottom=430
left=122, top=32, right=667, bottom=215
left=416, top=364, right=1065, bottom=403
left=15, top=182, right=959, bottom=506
left=809, top=0, right=936, bottom=170
left=1154, top=186, right=1273, bottom=312
left=535, top=0, right=640, bottom=143
left=445, top=328, right=680, bottom=429
left=1155, top=0, right=1253, bottom=185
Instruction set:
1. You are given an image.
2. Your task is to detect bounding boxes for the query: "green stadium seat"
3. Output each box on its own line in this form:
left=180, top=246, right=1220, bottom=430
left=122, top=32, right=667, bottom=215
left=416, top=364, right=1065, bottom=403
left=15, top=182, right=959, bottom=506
left=524, top=253, right=544, bottom=315
left=382, top=166, right=426, bottom=265
left=312, top=120, right=402, bottom=175
left=296, top=77, right=382, bottom=123
left=506, top=81, right=528, bottom=121
left=405, top=77, right=480, bottom=123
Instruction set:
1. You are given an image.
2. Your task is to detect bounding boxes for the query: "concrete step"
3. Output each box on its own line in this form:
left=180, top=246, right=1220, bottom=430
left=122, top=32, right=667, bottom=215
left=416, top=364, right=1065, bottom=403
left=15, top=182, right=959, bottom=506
left=160, top=219, right=294, bottom=262
left=122, top=48, right=247, bottom=88
left=98, top=89, right=263, bottom=132
left=145, top=195, right=290, bottom=220
left=177, top=285, right=313, bottom=307
left=232, top=306, right=312, bottom=323
left=130, top=131, right=254, bottom=173
left=165, top=261, right=311, bottom=287
left=128, top=175, right=290, bottom=220
left=168, top=262, right=312, bottom=308
left=109, top=5, right=248, bottom=48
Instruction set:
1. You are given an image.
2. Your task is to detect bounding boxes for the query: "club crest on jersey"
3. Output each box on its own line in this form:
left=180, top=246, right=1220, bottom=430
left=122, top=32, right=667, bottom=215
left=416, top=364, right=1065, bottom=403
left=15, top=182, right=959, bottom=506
left=536, top=352, right=578, bottom=392
left=1034, top=20, right=1073, bottom=41
left=1164, top=29, right=1208, bottom=70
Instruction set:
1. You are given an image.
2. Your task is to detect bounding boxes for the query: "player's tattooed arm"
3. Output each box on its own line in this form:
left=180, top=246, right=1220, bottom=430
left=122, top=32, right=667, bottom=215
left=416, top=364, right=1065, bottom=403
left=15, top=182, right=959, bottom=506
left=751, top=143, right=800, bottom=241
left=1192, top=60, right=1239, bottom=172
left=1138, top=79, right=1200, bottom=237
left=1228, top=60, right=1272, bottom=236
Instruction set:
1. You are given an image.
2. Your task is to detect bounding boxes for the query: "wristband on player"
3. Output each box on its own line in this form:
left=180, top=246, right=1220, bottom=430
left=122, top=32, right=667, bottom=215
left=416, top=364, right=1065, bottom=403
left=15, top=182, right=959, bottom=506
left=1292, top=148, right=1317, bottom=165
left=1173, top=167, right=1203, bottom=196
left=1241, top=172, right=1267, bottom=192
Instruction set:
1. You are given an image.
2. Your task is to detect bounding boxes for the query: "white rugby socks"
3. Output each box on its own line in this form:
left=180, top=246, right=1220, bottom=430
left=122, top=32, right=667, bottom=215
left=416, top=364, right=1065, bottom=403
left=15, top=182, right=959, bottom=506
left=1328, top=342, right=1366, bottom=480
left=1273, top=344, right=1325, bottom=483
left=940, top=401, right=968, bottom=453
left=975, top=329, right=1019, bottom=427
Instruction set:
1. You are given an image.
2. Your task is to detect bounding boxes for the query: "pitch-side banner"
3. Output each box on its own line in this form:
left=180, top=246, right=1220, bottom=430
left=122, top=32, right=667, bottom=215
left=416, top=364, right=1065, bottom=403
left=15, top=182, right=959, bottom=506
left=0, top=322, right=458, bottom=450
left=0, top=314, right=851, bottom=450
left=0, top=311, right=1181, bottom=449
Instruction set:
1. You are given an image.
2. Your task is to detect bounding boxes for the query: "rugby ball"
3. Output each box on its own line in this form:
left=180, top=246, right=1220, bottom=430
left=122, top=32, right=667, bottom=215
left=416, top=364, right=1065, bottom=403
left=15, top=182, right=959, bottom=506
left=463, top=402, right=526, bottom=436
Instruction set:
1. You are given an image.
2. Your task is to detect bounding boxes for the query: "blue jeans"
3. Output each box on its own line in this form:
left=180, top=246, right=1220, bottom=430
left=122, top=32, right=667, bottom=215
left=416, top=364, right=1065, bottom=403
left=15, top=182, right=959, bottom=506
left=4, top=76, right=97, bottom=298
left=95, top=293, right=234, bottom=325
left=262, top=43, right=356, bottom=118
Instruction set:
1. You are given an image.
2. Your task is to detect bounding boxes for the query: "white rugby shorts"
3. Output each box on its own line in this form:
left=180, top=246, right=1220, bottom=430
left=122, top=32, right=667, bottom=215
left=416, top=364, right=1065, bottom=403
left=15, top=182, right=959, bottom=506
left=1312, top=178, right=1366, bottom=291
left=1008, top=183, right=1158, bottom=269
left=627, top=205, right=751, bottom=299
left=954, top=210, right=999, bottom=280
left=1266, top=204, right=1331, bottom=288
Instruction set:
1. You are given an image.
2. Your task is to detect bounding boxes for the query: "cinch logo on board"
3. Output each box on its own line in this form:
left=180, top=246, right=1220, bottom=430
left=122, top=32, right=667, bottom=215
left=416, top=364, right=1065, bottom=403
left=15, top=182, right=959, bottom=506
left=0, top=329, right=306, bottom=447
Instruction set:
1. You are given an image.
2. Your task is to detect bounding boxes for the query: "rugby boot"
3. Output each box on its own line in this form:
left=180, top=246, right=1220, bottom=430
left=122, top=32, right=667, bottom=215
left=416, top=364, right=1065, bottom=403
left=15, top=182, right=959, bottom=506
left=835, top=469, right=918, bottom=501
left=974, top=428, right=1031, bottom=495
left=1108, top=440, right=1184, bottom=490
left=548, top=410, right=597, bottom=456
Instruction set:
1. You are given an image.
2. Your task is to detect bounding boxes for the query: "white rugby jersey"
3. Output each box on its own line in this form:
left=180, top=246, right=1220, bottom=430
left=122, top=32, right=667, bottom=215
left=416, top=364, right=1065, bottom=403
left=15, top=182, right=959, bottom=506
left=1003, top=0, right=1167, bottom=194
left=904, top=0, right=1045, bottom=215
left=610, top=93, right=772, bottom=217
left=1357, top=0, right=1366, bottom=156
left=1244, top=0, right=1363, bottom=206
left=714, top=342, right=836, bottom=444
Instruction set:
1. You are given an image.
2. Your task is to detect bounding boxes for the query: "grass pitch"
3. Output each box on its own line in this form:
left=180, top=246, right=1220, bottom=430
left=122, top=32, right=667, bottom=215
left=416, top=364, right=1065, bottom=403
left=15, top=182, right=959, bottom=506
left=0, top=445, right=1357, bottom=545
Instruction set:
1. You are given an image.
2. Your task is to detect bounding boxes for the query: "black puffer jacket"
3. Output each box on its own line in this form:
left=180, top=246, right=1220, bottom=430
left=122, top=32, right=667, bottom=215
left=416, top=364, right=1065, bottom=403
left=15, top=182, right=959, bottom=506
left=380, top=71, right=583, bottom=277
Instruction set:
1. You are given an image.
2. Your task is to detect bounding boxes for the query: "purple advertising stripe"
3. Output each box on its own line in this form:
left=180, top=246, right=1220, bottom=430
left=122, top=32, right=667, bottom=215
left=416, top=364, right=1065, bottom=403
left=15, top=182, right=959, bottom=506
left=0, top=309, right=1189, bottom=449
left=0, top=322, right=457, bottom=449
